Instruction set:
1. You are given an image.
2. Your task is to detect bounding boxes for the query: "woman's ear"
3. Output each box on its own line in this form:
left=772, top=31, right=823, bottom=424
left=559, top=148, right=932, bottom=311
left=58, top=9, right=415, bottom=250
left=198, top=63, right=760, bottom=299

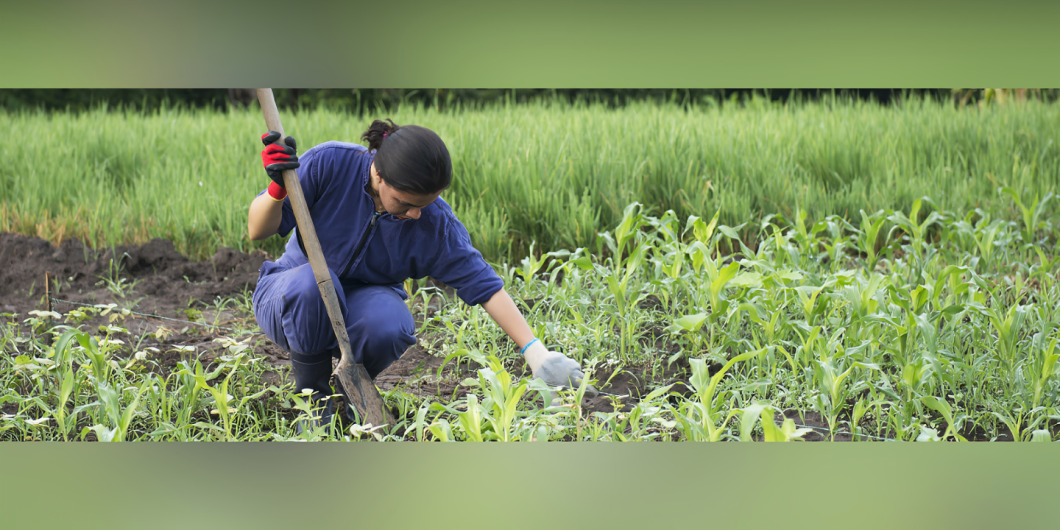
left=369, top=163, right=381, bottom=189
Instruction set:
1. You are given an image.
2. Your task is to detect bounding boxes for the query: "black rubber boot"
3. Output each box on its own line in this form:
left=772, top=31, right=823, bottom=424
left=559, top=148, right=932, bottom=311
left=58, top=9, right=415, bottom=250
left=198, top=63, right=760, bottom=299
left=290, top=352, right=336, bottom=435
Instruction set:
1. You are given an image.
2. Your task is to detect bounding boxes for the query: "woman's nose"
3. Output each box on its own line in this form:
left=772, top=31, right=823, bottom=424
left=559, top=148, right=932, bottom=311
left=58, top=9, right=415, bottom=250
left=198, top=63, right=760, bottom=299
left=406, top=208, right=421, bottom=219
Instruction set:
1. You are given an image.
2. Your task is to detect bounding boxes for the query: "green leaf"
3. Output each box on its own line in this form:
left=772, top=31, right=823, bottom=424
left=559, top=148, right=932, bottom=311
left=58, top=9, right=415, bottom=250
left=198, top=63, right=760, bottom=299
left=118, top=381, right=152, bottom=441
left=730, top=272, right=762, bottom=288
left=1041, top=354, right=1059, bottom=384
left=739, top=403, right=768, bottom=442
left=920, top=396, right=952, bottom=420
left=692, top=211, right=720, bottom=245
left=605, top=275, right=626, bottom=308
left=688, top=241, right=709, bottom=273
left=98, top=383, right=122, bottom=428
left=999, top=187, right=1025, bottom=212
left=718, top=225, right=740, bottom=241
left=710, top=262, right=741, bottom=299
left=761, top=407, right=783, bottom=442
left=52, top=329, right=83, bottom=368
left=437, top=348, right=480, bottom=380
left=736, top=303, right=766, bottom=325
left=671, top=313, right=709, bottom=333
left=700, top=349, right=764, bottom=410
left=570, top=256, right=593, bottom=271
left=643, top=384, right=675, bottom=402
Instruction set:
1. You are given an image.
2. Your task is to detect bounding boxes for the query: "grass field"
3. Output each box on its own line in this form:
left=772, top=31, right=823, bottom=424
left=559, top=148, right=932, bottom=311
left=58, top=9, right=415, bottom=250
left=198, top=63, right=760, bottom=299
left=2, top=96, right=1059, bottom=441
left=2, top=95, right=1058, bottom=262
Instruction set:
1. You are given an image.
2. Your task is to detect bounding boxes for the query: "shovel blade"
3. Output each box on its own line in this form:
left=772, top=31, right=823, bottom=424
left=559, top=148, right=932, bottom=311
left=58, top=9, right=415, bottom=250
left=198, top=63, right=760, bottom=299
left=334, top=359, right=393, bottom=427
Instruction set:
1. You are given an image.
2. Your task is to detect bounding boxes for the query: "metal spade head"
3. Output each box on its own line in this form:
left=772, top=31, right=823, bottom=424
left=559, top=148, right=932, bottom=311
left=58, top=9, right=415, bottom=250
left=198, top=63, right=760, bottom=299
left=334, top=357, right=393, bottom=427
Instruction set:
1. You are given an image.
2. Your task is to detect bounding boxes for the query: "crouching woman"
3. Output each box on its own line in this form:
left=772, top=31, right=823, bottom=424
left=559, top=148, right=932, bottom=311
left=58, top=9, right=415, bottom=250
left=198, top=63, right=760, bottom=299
left=247, top=119, right=594, bottom=429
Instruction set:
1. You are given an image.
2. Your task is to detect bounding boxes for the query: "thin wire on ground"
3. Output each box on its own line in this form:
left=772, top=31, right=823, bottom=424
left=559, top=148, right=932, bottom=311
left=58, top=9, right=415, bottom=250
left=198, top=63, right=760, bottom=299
left=48, top=297, right=258, bottom=335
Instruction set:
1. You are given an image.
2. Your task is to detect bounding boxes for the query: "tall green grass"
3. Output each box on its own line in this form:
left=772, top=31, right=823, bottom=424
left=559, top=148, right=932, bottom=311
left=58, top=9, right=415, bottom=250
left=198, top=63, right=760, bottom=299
left=2, top=95, right=1058, bottom=261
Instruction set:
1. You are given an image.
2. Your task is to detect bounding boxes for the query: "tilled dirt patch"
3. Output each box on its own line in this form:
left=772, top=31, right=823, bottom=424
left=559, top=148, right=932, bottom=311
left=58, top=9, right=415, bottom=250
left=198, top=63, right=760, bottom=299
left=0, top=233, right=480, bottom=398
left=1, top=232, right=267, bottom=323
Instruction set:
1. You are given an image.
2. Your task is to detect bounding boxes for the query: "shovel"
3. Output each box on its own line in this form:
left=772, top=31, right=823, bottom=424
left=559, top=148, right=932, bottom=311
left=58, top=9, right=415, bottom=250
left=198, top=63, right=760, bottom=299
left=256, top=88, right=393, bottom=428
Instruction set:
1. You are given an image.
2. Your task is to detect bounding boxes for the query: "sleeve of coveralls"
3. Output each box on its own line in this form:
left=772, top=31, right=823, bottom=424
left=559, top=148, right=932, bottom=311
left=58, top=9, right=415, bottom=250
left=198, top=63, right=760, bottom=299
left=429, top=219, right=505, bottom=306
left=272, top=148, right=324, bottom=237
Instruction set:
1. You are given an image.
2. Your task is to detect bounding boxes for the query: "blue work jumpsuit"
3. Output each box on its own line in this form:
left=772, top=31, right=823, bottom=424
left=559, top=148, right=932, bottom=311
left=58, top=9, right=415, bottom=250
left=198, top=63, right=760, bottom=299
left=252, top=141, right=504, bottom=378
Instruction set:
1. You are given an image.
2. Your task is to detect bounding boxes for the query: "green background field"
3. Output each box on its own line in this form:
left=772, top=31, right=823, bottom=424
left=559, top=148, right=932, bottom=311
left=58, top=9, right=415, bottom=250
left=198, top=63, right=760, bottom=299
left=3, top=94, right=1058, bottom=263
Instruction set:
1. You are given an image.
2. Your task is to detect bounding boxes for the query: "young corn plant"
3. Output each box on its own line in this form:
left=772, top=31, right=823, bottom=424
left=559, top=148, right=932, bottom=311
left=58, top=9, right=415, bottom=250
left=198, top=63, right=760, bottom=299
left=999, top=187, right=1054, bottom=245
left=603, top=239, right=651, bottom=362
left=982, top=303, right=1030, bottom=375
left=672, top=348, right=763, bottom=442
left=1025, top=332, right=1059, bottom=410
left=420, top=354, right=535, bottom=442
left=919, top=395, right=968, bottom=442
left=856, top=209, right=896, bottom=273
left=476, top=355, right=530, bottom=442
left=738, top=403, right=813, bottom=442
left=83, top=379, right=152, bottom=442
left=888, top=198, right=944, bottom=282
left=811, top=352, right=880, bottom=440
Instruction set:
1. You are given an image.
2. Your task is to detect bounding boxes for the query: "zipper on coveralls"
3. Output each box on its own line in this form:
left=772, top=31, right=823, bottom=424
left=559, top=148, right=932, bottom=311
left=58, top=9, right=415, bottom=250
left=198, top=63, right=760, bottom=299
left=339, top=210, right=382, bottom=279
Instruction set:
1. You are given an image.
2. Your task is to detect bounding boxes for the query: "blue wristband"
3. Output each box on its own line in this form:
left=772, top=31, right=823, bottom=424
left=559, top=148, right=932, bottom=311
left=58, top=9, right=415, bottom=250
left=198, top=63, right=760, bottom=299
left=520, top=338, right=539, bottom=355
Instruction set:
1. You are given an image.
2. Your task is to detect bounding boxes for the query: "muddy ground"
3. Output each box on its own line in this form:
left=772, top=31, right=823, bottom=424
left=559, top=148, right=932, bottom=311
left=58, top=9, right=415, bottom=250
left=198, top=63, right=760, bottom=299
left=1, top=233, right=266, bottom=323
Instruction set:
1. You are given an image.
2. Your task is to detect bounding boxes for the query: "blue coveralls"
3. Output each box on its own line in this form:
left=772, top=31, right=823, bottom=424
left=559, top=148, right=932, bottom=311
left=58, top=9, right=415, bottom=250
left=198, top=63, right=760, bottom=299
left=252, top=141, right=504, bottom=379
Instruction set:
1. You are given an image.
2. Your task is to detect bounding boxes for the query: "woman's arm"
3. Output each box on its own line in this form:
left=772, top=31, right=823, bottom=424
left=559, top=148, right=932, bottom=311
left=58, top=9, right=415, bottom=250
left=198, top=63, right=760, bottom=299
left=247, top=193, right=284, bottom=240
left=250, top=131, right=303, bottom=241
left=480, top=288, right=597, bottom=394
left=480, top=288, right=536, bottom=349
left=429, top=224, right=594, bottom=392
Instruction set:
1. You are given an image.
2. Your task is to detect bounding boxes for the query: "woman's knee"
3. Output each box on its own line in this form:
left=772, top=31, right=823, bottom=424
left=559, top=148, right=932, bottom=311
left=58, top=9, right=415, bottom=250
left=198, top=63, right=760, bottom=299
left=353, top=299, right=415, bottom=348
left=361, top=327, right=416, bottom=379
left=347, top=290, right=416, bottom=376
left=264, top=264, right=347, bottom=355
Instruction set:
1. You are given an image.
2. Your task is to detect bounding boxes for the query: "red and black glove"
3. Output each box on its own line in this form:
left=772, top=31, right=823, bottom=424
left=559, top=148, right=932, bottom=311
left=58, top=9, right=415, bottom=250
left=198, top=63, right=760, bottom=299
left=261, top=131, right=299, bottom=200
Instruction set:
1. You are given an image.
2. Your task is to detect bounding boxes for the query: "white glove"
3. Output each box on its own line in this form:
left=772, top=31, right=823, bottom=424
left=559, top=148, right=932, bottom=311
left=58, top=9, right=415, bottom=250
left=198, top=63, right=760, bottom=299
left=523, top=340, right=598, bottom=397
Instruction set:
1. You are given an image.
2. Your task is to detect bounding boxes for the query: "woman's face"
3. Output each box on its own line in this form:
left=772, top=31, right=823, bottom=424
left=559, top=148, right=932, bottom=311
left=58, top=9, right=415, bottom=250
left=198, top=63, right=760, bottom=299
left=370, top=164, right=441, bottom=220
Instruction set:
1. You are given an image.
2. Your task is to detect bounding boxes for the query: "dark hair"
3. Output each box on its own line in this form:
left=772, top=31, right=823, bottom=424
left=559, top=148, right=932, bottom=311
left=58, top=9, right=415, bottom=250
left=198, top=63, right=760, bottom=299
left=361, top=119, right=452, bottom=195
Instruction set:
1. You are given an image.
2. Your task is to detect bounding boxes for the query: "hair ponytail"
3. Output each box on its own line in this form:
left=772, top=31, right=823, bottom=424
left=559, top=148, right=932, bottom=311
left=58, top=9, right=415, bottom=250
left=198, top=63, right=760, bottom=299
left=361, top=119, right=452, bottom=195
left=362, top=118, right=400, bottom=151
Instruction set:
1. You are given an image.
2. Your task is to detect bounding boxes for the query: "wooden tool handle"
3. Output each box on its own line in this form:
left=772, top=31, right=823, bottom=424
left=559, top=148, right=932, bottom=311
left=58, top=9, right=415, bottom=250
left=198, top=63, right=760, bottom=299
left=256, top=89, right=389, bottom=426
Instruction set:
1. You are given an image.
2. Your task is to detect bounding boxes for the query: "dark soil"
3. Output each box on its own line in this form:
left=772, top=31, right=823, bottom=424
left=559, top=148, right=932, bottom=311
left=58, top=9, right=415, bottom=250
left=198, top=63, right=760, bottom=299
left=0, top=233, right=476, bottom=399
left=579, top=360, right=694, bottom=414
left=0, top=232, right=267, bottom=325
